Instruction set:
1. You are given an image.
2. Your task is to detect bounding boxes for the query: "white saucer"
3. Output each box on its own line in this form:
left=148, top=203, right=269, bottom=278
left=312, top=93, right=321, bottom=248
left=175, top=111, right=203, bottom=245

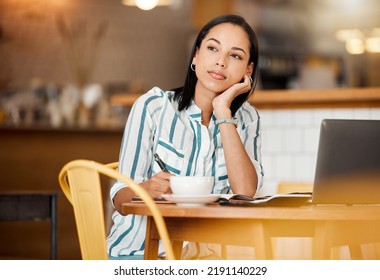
left=161, top=194, right=221, bottom=207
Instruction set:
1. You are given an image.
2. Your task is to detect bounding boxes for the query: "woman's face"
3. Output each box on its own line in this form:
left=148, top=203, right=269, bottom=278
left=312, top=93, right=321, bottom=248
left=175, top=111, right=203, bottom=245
left=193, top=23, right=253, bottom=95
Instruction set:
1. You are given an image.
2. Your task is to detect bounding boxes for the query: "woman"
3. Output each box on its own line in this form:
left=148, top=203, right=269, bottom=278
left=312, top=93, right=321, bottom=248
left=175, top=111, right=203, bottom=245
left=107, top=14, right=264, bottom=259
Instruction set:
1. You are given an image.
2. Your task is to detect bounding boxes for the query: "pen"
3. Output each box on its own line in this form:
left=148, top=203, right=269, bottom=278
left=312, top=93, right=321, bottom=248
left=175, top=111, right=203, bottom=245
left=154, top=153, right=169, bottom=172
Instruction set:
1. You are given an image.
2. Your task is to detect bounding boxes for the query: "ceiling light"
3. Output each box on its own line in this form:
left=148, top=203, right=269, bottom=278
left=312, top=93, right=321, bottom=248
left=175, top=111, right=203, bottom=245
left=135, top=0, right=158, bottom=10
left=335, top=29, right=364, bottom=42
left=336, top=28, right=380, bottom=54
left=366, top=37, right=380, bottom=53
left=122, top=0, right=173, bottom=11
left=345, top=38, right=365, bottom=55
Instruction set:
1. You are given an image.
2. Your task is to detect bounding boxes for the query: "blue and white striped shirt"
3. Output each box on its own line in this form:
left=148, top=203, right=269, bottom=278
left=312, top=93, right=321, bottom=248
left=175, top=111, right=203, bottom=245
left=107, top=87, right=264, bottom=257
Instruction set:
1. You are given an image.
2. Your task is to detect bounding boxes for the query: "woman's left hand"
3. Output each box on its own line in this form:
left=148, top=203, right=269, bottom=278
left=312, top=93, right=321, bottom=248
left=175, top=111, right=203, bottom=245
left=212, top=74, right=251, bottom=118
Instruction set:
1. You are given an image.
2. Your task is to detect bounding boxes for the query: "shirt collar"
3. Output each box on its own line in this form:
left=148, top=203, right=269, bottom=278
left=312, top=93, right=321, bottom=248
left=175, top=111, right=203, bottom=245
left=187, top=100, right=202, bottom=123
left=186, top=100, right=218, bottom=133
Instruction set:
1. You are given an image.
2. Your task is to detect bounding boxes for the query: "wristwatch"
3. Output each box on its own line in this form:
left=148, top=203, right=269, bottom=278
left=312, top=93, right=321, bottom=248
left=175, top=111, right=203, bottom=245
left=215, top=118, right=238, bottom=127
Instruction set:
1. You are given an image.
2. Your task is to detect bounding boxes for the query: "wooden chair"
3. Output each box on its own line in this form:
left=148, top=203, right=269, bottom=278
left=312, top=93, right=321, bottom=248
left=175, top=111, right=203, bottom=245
left=264, top=182, right=314, bottom=259
left=277, top=182, right=313, bottom=195
left=58, top=159, right=175, bottom=260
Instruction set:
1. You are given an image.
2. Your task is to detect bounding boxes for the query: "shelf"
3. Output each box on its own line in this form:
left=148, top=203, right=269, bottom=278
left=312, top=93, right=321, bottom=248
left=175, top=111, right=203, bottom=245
left=110, top=87, right=380, bottom=110
left=250, top=87, right=380, bottom=109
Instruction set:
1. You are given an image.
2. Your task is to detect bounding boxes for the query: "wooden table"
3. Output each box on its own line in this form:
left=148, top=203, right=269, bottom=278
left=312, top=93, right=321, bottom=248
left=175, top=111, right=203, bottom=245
left=122, top=202, right=380, bottom=260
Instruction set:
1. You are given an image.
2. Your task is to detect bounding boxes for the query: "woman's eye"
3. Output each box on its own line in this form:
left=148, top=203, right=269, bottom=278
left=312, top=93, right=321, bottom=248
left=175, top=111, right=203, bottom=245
left=207, top=46, right=218, bottom=52
left=231, top=54, right=242, bottom=60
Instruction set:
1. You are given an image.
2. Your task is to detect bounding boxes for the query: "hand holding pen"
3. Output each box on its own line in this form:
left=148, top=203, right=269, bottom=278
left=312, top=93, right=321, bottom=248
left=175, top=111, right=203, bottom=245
left=132, top=153, right=171, bottom=201
left=154, top=153, right=169, bottom=173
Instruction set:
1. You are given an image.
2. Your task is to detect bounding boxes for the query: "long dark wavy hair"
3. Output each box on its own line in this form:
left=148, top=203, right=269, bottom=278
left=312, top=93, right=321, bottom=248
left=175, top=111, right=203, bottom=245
left=173, top=14, right=259, bottom=116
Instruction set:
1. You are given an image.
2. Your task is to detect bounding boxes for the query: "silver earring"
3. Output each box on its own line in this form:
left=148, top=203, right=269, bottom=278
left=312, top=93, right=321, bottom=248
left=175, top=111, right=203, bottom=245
left=190, top=63, right=195, bottom=71
left=248, top=75, right=253, bottom=85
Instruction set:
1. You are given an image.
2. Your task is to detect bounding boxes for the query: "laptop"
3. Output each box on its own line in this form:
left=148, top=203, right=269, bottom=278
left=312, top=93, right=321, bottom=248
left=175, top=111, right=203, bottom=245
left=311, top=119, right=380, bottom=204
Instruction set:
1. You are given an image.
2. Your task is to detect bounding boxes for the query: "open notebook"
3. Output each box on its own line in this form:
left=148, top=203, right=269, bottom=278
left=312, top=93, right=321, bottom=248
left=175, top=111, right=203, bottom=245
left=218, top=193, right=312, bottom=207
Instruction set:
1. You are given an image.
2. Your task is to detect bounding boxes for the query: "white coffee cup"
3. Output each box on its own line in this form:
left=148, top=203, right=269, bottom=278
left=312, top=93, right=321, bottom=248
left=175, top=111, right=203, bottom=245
left=170, top=176, right=214, bottom=196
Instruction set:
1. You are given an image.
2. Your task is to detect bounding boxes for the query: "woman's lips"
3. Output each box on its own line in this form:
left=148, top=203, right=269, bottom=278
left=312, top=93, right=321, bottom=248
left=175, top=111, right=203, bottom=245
left=208, top=70, right=226, bottom=80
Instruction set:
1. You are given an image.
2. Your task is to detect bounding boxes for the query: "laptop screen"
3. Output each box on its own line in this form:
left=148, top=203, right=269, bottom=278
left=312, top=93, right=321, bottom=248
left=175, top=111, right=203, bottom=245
left=312, top=119, right=380, bottom=204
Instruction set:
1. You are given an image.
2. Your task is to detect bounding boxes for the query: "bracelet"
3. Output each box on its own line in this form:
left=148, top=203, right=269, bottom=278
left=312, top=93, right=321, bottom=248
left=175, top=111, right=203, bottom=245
left=215, top=118, right=238, bottom=127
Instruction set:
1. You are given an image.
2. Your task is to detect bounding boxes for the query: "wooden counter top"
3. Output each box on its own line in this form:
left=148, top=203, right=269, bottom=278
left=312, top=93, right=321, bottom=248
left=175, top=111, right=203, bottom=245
left=0, top=124, right=123, bottom=133
left=251, top=87, right=380, bottom=109
left=110, top=87, right=380, bottom=109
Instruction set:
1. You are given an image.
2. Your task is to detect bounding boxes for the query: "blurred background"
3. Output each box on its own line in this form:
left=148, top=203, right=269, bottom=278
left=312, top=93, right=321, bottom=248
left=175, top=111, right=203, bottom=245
left=0, top=0, right=380, bottom=260
left=1, top=0, right=380, bottom=88
left=0, top=0, right=380, bottom=128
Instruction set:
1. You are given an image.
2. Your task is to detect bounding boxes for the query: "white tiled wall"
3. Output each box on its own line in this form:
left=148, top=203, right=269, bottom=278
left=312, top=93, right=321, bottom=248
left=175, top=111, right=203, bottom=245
left=257, top=108, right=380, bottom=197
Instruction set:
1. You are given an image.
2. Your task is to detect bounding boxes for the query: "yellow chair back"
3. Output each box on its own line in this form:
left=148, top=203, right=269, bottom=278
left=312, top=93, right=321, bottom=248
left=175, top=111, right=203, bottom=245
left=277, top=182, right=313, bottom=194
left=58, top=159, right=175, bottom=260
